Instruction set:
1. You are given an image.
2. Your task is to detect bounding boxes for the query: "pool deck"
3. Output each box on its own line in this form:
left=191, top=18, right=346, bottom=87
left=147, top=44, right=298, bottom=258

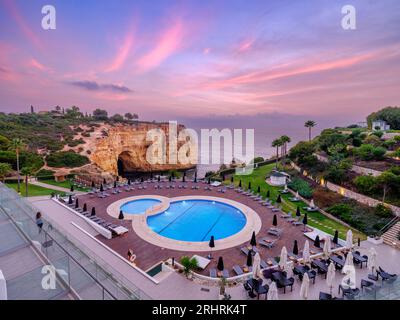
left=77, top=181, right=311, bottom=276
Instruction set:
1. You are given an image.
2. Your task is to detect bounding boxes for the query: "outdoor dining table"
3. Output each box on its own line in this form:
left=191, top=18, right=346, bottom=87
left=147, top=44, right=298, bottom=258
left=330, top=255, right=345, bottom=269
left=246, top=279, right=269, bottom=300
left=312, top=259, right=328, bottom=278
left=293, top=265, right=316, bottom=284
left=353, top=252, right=368, bottom=268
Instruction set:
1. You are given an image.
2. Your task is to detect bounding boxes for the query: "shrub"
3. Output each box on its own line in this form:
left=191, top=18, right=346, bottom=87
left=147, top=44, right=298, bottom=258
left=36, top=169, right=55, bottom=178
left=353, top=175, right=377, bottom=195
left=288, top=177, right=313, bottom=198
left=180, top=256, right=198, bottom=277
left=251, top=157, right=264, bottom=164
left=354, top=144, right=387, bottom=161
left=374, top=204, right=394, bottom=218
left=326, top=203, right=353, bottom=221
left=46, top=151, right=89, bottom=168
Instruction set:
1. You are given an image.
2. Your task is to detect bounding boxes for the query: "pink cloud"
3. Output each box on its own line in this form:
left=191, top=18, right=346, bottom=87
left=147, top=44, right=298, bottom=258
left=105, top=30, right=136, bottom=72
left=28, top=58, right=50, bottom=72
left=136, top=20, right=184, bottom=71
left=3, top=0, right=43, bottom=50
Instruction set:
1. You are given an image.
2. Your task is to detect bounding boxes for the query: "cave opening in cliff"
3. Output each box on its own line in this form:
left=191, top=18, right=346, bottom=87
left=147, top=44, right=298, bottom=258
left=117, top=151, right=133, bottom=178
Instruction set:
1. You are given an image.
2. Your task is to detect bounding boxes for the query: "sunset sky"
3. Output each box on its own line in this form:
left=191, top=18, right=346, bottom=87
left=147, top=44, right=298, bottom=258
left=0, top=0, right=400, bottom=126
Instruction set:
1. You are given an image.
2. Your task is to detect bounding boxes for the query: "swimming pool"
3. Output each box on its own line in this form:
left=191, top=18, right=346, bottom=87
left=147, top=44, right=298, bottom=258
left=121, top=198, right=161, bottom=215
left=147, top=199, right=246, bottom=242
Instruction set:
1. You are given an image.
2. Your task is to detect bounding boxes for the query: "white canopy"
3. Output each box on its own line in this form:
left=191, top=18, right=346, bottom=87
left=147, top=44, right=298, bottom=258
left=323, top=236, right=331, bottom=258
left=367, top=247, right=378, bottom=273
left=302, top=240, right=311, bottom=264
left=310, top=199, right=315, bottom=208
left=299, top=272, right=310, bottom=300
left=267, top=281, right=279, bottom=300
left=252, top=252, right=261, bottom=279
left=279, top=246, right=288, bottom=269
left=344, top=252, right=354, bottom=270
left=346, top=230, right=353, bottom=249
left=326, top=262, right=336, bottom=294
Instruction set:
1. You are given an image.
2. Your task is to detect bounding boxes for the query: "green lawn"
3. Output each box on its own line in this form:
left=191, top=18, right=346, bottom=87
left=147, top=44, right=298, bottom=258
left=226, top=163, right=366, bottom=240
left=38, top=178, right=89, bottom=192
left=5, top=182, right=61, bottom=197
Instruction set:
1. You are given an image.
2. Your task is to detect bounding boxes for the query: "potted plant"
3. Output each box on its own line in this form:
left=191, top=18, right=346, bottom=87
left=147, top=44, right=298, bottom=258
left=180, top=256, right=198, bottom=279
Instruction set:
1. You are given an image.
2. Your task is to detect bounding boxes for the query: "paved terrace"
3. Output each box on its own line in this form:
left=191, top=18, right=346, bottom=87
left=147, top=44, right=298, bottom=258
left=77, top=181, right=311, bottom=276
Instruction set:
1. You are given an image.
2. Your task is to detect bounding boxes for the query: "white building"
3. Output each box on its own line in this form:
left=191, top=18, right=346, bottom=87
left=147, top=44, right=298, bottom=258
left=372, top=120, right=390, bottom=131
left=268, top=171, right=288, bottom=186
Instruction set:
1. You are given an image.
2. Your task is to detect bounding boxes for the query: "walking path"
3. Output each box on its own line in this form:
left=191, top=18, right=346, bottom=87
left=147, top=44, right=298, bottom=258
left=30, top=180, right=85, bottom=194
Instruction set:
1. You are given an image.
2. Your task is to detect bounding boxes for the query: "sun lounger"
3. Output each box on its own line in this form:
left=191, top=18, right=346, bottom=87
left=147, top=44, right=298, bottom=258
left=233, top=265, right=244, bottom=275
left=377, top=267, right=398, bottom=282
left=267, top=228, right=282, bottom=237
left=259, top=239, right=277, bottom=249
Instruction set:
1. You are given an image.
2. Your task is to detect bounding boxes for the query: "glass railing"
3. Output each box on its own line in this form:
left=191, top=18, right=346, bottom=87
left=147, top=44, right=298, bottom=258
left=0, top=183, right=151, bottom=300
left=356, top=277, right=400, bottom=300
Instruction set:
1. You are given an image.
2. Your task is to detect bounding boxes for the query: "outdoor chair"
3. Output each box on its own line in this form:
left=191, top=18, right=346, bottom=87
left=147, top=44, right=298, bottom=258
left=377, top=267, right=398, bottom=282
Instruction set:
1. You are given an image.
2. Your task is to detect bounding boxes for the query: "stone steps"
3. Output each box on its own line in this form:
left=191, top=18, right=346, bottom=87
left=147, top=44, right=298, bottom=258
left=382, top=222, right=400, bottom=249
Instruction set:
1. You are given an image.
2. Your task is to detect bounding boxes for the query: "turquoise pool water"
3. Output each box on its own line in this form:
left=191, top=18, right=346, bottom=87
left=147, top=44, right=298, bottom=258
left=147, top=199, right=246, bottom=242
left=121, top=199, right=161, bottom=214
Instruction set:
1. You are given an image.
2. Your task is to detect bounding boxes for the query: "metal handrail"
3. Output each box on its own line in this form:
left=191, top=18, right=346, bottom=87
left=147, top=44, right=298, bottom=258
left=378, top=216, right=400, bottom=236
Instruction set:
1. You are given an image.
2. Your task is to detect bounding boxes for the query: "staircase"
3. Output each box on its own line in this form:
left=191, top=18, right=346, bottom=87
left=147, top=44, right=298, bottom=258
left=382, top=221, right=400, bottom=249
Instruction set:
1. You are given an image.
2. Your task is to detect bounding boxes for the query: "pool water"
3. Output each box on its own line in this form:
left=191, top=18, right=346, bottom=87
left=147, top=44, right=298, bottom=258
left=121, top=199, right=161, bottom=215
left=147, top=199, right=246, bottom=242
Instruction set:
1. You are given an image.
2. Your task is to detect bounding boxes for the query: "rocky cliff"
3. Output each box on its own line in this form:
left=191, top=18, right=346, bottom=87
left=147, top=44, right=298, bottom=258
left=88, top=122, right=195, bottom=175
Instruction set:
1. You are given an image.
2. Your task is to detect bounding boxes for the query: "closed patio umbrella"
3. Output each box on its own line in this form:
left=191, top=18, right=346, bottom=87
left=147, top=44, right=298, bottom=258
left=68, top=195, right=73, bottom=205
left=103, top=178, right=106, bottom=184
left=246, top=250, right=253, bottom=267
left=194, top=171, right=197, bottom=183
left=230, top=176, right=234, bottom=183
left=208, top=177, right=211, bottom=184
left=182, top=175, right=185, bottom=182
left=302, top=213, right=308, bottom=231
left=257, top=186, right=261, bottom=193
left=314, top=235, right=320, bottom=248
left=310, top=199, right=315, bottom=208
left=323, top=236, right=331, bottom=258
left=169, top=175, right=172, bottom=182
left=128, top=179, right=131, bottom=185
left=100, top=184, right=104, bottom=192
left=276, top=194, right=281, bottom=203
left=248, top=182, right=251, bottom=190
left=252, top=252, right=261, bottom=279
left=70, top=185, right=74, bottom=192
left=118, top=210, right=124, bottom=220
left=296, top=206, right=301, bottom=217
left=238, top=180, right=242, bottom=188
left=114, top=181, right=117, bottom=188
left=250, top=231, right=257, bottom=247
left=367, top=247, right=378, bottom=274
left=299, top=272, right=310, bottom=300
left=272, top=214, right=278, bottom=227
left=303, top=240, right=311, bottom=264
left=75, top=198, right=79, bottom=209
left=333, top=230, right=339, bottom=245
left=217, top=257, right=224, bottom=271
left=343, top=252, right=354, bottom=271
left=326, top=262, right=336, bottom=295
left=91, top=181, right=95, bottom=188
left=346, top=229, right=353, bottom=250
left=83, top=203, right=87, bottom=212
left=141, top=177, right=144, bottom=183
left=267, top=281, right=279, bottom=300
left=208, top=236, right=215, bottom=259
left=293, top=240, right=299, bottom=256
left=158, top=176, right=161, bottom=182
left=279, top=246, right=288, bottom=270
left=91, top=207, right=96, bottom=216
left=266, top=190, right=270, bottom=198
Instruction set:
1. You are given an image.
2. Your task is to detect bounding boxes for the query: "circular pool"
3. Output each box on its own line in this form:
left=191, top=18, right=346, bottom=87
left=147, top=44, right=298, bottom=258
left=121, top=198, right=161, bottom=215
left=147, top=199, right=246, bottom=242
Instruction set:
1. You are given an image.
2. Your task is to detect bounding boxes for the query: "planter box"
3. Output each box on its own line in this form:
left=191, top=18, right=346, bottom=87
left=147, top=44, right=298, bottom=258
left=367, top=236, right=383, bottom=245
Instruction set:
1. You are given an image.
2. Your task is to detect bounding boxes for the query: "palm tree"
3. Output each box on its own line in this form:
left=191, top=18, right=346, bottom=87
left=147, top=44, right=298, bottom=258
left=304, top=120, right=316, bottom=142
left=0, top=163, right=12, bottom=183
left=10, top=138, right=25, bottom=194
left=280, top=135, right=291, bottom=160
left=271, top=138, right=283, bottom=169
left=21, top=166, right=35, bottom=197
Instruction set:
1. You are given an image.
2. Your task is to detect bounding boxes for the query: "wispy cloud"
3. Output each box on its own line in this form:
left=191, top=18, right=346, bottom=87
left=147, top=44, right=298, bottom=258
left=2, top=0, right=43, bottom=50
left=68, top=80, right=133, bottom=93
left=136, top=20, right=184, bottom=71
left=105, top=29, right=136, bottom=73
